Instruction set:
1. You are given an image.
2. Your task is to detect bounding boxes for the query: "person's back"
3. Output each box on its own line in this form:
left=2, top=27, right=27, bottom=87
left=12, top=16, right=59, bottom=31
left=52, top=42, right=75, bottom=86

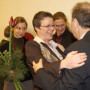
left=54, top=2, right=90, bottom=89
left=64, top=32, right=90, bottom=90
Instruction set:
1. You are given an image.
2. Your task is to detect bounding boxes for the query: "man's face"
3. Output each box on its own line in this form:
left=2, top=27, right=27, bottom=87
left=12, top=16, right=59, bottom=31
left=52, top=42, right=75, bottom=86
left=36, top=17, right=54, bottom=42
left=14, top=23, right=26, bottom=38
left=54, top=19, right=67, bottom=35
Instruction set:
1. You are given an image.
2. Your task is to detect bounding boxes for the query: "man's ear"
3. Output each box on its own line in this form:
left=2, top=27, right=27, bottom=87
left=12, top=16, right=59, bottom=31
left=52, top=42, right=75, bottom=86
left=73, top=18, right=79, bottom=30
left=35, top=26, right=40, bottom=32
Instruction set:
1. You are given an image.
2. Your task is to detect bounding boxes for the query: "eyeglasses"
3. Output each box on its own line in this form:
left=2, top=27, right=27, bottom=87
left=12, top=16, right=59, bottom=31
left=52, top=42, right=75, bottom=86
left=40, top=25, right=55, bottom=28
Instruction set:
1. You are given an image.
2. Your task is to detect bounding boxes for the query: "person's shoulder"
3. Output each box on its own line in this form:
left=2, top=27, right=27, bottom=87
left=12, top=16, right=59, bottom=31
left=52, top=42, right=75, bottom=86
left=66, top=39, right=86, bottom=51
left=24, top=32, right=34, bottom=40
left=25, top=40, right=40, bottom=47
left=0, top=40, right=9, bottom=52
left=0, top=39, right=9, bottom=46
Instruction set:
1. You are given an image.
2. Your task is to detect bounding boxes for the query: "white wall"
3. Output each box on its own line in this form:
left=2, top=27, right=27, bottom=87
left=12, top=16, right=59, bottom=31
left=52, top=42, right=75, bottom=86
left=0, top=0, right=89, bottom=41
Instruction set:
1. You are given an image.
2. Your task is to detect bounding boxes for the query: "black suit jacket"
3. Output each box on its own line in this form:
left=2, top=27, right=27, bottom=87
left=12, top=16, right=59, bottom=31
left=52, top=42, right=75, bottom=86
left=53, top=29, right=77, bottom=48
left=34, top=31, right=90, bottom=90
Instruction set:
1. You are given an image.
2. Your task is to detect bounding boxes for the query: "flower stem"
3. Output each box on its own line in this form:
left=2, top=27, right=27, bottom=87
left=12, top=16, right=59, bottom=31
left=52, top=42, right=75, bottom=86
left=9, top=27, right=12, bottom=56
left=13, top=79, right=19, bottom=90
left=13, top=78, right=22, bottom=90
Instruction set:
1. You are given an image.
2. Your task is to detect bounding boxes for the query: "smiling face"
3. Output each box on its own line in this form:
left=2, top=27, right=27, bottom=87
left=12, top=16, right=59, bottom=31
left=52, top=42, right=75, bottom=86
left=13, top=22, right=26, bottom=38
left=54, top=19, right=67, bottom=36
left=35, top=17, right=54, bottom=42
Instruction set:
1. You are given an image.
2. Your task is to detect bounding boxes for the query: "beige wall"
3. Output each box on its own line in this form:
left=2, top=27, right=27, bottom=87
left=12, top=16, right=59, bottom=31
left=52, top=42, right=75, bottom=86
left=0, top=0, right=89, bottom=41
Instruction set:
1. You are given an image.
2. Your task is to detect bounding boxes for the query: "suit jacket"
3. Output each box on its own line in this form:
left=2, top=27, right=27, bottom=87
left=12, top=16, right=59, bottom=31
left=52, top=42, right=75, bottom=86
left=34, top=31, right=90, bottom=90
left=53, top=29, right=77, bottom=49
left=25, top=40, right=65, bottom=90
left=25, top=40, right=65, bottom=77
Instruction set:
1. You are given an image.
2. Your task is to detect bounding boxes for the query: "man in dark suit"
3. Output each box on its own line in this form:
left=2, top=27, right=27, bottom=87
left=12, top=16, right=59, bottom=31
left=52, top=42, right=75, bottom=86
left=33, top=2, right=90, bottom=90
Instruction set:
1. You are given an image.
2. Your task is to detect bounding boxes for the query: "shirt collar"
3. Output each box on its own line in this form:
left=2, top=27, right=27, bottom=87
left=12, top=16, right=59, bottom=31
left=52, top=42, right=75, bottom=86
left=80, top=32, right=87, bottom=39
left=34, top=36, right=58, bottom=48
left=34, top=36, right=45, bottom=44
left=49, top=40, right=58, bottom=48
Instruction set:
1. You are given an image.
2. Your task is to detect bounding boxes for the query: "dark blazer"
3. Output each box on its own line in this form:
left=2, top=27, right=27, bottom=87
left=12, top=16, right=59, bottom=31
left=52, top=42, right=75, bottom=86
left=53, top=29, right=77, bottom=48
left=34, top=31, right=90, bottom=90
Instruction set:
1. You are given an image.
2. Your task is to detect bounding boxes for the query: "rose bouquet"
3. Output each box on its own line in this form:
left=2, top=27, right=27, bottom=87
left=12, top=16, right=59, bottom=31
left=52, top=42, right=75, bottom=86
left=0, top=16, right=28, bottom=90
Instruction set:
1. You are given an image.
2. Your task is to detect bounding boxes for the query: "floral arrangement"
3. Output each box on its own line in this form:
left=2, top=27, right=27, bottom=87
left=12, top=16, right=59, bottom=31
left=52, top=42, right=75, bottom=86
left=0, top=16, right=28, bottom=90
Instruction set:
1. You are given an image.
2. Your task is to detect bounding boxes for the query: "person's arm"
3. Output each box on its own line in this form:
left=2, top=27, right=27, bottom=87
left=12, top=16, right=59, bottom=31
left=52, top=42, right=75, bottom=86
left=60, top=51, right=87, bottom=70
left=33, top=51, right=87, bottom=73
left=25, top=41, right=87, bottom=77
left=33, top=54, right=87, bottom=90
left=25, top=40, right=60, bottom=77
left=34, top=67, right=86, bottom=90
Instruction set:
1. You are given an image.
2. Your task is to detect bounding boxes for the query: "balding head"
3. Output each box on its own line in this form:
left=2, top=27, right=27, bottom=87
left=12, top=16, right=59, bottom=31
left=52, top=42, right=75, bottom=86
left=72, top=2, right=90, bottom=28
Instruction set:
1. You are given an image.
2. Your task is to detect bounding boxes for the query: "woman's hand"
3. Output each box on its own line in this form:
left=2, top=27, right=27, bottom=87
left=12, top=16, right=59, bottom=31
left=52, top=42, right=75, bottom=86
left=60, top=51, right=87, bottom=70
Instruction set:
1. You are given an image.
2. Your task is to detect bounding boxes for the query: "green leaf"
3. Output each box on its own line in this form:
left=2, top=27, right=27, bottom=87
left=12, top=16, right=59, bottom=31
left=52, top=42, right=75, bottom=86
left=0, top=52, right=8, bottom=64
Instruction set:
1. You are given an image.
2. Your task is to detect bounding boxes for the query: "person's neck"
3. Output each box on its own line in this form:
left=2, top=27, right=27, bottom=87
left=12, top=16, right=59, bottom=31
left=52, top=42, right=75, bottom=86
left=37, top=35, right=53, bottom=47
left=13, top=36, right=23, bottom=39
left=38, top=35, right=49, bottom=44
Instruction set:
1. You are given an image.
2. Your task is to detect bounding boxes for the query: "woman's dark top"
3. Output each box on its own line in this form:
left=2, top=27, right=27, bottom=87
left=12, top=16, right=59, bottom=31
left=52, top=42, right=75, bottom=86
left=53, top=29, right=77, bottom=49
left=0, top=37, right=33, bottom=82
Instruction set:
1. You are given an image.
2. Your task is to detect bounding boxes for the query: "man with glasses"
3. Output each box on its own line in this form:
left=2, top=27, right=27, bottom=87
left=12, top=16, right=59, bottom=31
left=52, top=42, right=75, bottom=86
left=25, top=11, right=87, bottom=90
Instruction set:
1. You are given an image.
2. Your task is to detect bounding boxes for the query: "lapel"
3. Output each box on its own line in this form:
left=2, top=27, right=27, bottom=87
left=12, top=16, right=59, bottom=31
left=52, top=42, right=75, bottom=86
left=56, top=46, right=65, bottom=58
left=41, top=42, right=65, bottom=61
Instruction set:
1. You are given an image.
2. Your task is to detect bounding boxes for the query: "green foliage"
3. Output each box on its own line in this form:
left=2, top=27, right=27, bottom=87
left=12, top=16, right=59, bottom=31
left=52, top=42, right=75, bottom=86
left=0, top=50, right=28, bottom=82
